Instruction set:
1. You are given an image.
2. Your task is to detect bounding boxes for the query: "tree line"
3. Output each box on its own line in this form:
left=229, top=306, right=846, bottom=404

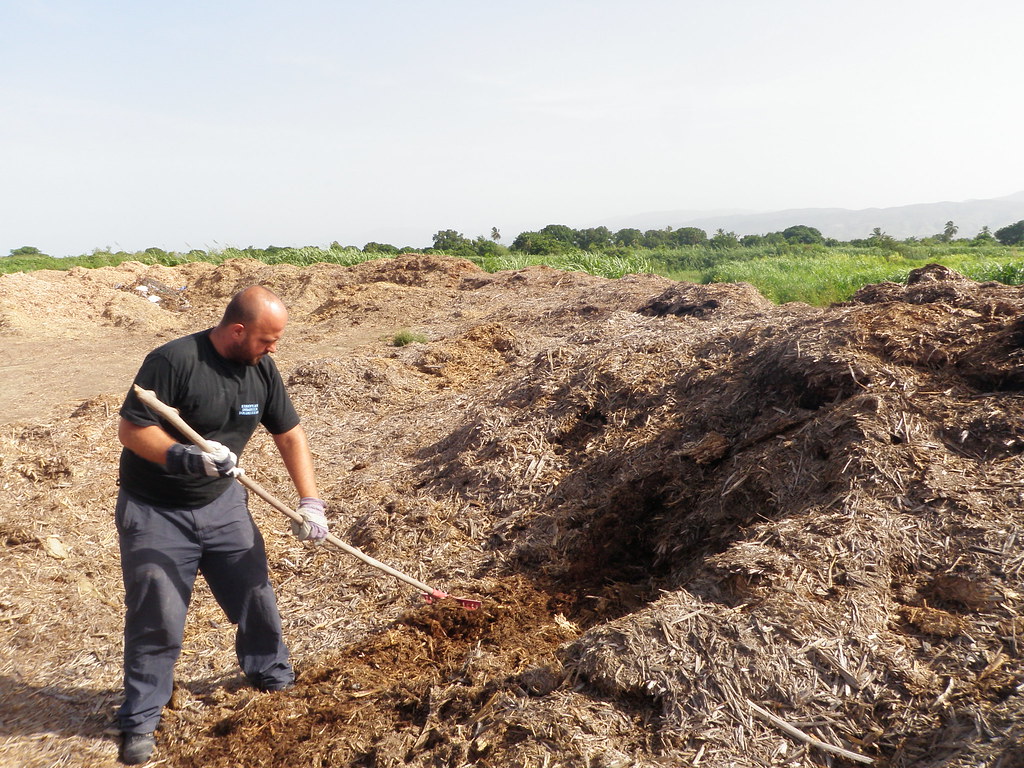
left=7, top=219, right=1024, bottom=263
left=383, top=218, right=1019, bottom=262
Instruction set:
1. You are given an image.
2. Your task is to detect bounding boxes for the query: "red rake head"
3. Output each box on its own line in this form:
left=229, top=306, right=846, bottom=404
left=423, top=589, right=482, bottom=610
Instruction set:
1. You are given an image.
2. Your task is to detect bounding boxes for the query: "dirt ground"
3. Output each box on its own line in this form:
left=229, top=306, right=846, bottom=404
left=4, top=255, right=1024, bottom=767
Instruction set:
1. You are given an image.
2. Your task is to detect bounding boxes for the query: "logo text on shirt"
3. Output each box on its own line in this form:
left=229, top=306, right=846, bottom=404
left=239, top=403, right=260, bottom=416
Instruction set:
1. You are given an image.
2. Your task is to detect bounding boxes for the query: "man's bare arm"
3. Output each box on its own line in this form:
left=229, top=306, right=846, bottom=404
left=118, top=418, right=176, bottom=465
left=272, top=424, right=320, bottom=499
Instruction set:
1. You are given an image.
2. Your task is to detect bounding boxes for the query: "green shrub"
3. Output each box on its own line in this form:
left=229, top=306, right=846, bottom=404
left=391, top=329, right=428, bottom=347
left=473, top=250, right=653, bottom=278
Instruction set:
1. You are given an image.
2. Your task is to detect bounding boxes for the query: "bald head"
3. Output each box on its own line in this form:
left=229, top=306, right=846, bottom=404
left=211, top=286, right=289, bottom=365
left=220, top=285, right=287, bottom=328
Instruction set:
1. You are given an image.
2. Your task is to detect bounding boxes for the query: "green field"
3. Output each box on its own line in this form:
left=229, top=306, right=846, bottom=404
left=694, top=243, right=1024, bottom=305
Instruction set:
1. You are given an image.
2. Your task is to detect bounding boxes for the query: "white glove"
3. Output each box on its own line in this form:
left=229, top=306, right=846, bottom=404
left=291, top=497, right=328, bottom=542
left=166, top=440, right=243, bottom=478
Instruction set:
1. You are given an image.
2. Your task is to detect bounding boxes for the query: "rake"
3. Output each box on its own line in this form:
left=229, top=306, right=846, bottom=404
left=134, top=385, right=482, bottom=610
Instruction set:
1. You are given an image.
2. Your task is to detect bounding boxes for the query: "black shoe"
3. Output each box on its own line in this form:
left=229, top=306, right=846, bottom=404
left=255, top=679, right=294, bottom=692
left=119, top=731, right=155, bottom=764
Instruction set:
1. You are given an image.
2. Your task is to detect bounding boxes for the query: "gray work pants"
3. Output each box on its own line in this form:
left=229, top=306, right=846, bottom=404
left=115, top=482, right=293, bottom=734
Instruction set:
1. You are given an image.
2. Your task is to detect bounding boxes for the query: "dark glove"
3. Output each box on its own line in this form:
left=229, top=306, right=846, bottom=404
left=290, top=497, right=328, bottom=542
left=166, top=441, right=242, bottom=478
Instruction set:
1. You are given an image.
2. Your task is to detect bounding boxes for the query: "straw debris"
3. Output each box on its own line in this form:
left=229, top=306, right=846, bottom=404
left=3, top=258, right=1024, bottom=766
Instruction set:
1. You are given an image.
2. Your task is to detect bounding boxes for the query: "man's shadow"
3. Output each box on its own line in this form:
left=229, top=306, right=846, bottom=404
left=0, top=672, right=246, bottom=745
left=0, top=675, right=120, bottom=746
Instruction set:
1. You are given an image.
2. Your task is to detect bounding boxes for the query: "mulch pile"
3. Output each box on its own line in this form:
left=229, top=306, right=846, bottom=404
left=3, top=256, right=1024, bottom=767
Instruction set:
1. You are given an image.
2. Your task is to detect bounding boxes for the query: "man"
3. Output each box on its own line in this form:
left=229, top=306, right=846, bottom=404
left=114, top=285, right=329, bottom=765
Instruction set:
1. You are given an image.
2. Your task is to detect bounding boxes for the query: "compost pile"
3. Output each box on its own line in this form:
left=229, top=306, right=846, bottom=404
left=3, top=255, right=1024, bottom=767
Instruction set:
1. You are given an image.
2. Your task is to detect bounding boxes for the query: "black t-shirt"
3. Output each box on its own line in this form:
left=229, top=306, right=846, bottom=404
left=119, top=329, right=300, bottom=508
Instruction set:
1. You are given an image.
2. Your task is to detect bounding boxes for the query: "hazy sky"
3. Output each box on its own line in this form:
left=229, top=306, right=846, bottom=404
left=4, top=0, right=1023, bottom=256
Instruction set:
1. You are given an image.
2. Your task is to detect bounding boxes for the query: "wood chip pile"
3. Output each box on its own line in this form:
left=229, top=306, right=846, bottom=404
left=3, top=256, right=1024, bottom=767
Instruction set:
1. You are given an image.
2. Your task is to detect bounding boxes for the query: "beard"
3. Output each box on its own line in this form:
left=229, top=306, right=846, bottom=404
left=225, top=339, right=262, bottom=366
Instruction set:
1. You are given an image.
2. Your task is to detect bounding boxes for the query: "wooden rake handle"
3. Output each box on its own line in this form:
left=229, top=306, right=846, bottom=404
left=132, top=385, right=480, bottom=609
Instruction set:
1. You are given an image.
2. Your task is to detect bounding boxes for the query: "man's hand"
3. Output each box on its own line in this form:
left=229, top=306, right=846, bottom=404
left=165, top=441, right=243, bottom=478
left=291, top=497, right=328, bottom=542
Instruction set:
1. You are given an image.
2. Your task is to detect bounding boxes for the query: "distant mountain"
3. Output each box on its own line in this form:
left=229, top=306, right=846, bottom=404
left=602, top=192, right=1024, bottom=240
